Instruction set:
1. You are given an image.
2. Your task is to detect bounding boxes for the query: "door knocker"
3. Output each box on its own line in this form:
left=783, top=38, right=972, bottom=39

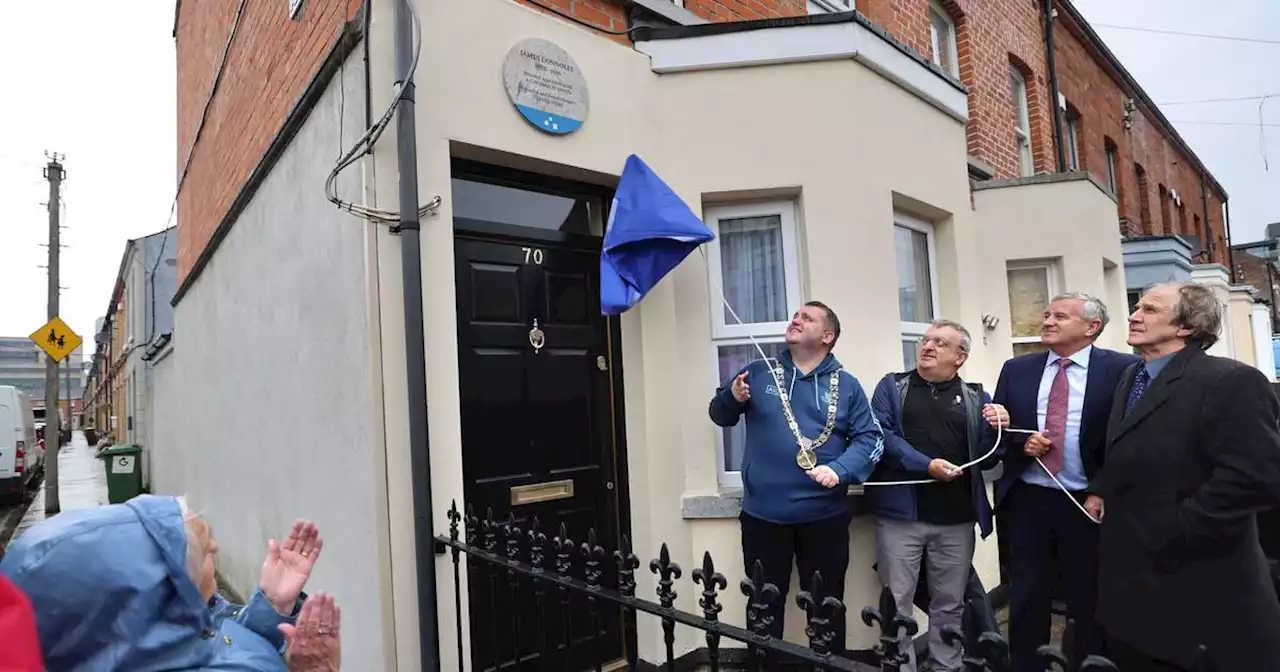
left=528, top=319, right=545, bottom=353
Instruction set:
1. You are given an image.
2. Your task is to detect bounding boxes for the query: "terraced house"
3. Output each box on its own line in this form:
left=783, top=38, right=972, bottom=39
left=157, top=0, right=1257, bottom=669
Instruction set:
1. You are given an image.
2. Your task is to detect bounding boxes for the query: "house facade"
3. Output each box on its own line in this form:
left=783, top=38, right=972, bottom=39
left=161, top=0, right=1236, bottom=669
left=84, top=230, right=177, bottom=484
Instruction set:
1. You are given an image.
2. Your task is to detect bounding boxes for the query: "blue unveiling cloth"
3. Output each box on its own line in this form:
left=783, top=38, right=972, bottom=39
left=600, top=154, right=714, bottom=315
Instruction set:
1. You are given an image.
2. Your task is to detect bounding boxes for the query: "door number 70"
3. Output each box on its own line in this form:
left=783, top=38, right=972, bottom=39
left=522, top=247, right=544, bottom=265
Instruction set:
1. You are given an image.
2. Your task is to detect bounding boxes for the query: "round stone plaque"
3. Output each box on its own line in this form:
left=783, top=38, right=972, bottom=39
left=502, top=38, right=589, bottom=135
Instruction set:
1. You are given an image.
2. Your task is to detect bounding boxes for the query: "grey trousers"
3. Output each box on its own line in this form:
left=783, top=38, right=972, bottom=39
left=875, top=518, right=977, bottom=672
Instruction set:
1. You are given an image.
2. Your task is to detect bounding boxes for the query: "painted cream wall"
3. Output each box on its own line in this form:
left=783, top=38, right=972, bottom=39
left=366, top=0, right=1117, bottom=668
left=973, top=176, right=1130, bottom=361
left=1227, top=289, right=1258, bottom=368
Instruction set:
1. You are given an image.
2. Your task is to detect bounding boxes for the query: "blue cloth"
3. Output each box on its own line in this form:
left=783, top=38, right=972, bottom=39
left=600, top=154, right=713, bottom=315
left=1021, top=346, right=1092, bottom=492
left=864, top=372, right=1000, bottom=539
left=708, top=350, right=884, bottom=524
left=0, top=495, right=297, bottom=671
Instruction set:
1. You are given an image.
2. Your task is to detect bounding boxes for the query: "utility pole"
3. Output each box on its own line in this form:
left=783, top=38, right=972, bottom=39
left=43, top=154, right=65, bottom=515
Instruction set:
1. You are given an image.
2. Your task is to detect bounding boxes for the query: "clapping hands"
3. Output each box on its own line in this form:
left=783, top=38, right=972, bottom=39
left=260, top=520, right=324, bottom=615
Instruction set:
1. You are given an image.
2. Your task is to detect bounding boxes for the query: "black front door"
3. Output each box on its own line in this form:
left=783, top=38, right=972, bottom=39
left=454, top=231, right=624, bottom=671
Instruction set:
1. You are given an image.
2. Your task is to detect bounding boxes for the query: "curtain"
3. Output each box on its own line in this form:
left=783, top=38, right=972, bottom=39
left=720, top=216, right=786, bottom=326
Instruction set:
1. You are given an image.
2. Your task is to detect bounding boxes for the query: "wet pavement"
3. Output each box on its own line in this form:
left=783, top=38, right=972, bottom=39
left=6, top=431, right=108, bottom=547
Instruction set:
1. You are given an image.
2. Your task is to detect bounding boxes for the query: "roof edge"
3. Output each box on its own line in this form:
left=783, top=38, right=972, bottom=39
left=1056, top=0, right=1227, bottom=201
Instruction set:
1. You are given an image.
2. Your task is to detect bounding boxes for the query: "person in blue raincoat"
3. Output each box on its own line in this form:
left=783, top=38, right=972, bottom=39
left=0, top=494, right=340, bottom=671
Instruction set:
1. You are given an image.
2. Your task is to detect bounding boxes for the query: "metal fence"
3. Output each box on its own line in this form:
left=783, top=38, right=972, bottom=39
left=435, top=502, right=1211, bottom=671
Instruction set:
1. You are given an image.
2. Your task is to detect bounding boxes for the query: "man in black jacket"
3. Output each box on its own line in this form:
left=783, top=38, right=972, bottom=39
left=1092, top=282, right=1280, bottom=671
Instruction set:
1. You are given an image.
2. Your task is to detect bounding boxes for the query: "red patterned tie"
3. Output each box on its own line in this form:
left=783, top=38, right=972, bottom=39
left=1042, top=358, right=1071, bottom=475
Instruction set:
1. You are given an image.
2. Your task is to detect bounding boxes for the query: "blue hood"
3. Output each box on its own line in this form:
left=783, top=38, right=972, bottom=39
left=1, top=495, right=214, bottom=669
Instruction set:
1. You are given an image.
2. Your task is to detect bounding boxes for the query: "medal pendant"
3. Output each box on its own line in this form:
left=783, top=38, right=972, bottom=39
left=796, top=447, right=818, bottom=470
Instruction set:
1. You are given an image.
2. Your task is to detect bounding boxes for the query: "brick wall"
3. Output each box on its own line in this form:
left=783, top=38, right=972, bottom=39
left=520, top=0, right=805, bottom=41
left=859, top=0, right=1056, bottom=179
left=1233, top=248, right=1279, bottom=325
left=1053, top=16, right=1227, bottom=264
left=175, top=0, right=363, bottom=280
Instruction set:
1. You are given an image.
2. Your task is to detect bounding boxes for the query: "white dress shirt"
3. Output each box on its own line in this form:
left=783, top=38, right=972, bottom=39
left=1021, top=344, right=1092, bottom=491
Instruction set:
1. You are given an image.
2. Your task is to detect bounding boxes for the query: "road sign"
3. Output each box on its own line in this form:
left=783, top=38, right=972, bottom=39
left=29, top=317, right=82, bottom=363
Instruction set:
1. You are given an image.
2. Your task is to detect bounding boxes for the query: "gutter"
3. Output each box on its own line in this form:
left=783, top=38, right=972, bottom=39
left=1043, top=0, right=1067, bottom=173
left=389, top=0, right=441, bottom=668
left=1226, top=199, right=1237, bottom=283
left=1200, top=171, right=1213, bottom=260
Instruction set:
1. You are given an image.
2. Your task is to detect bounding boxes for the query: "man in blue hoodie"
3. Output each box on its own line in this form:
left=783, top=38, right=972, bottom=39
left=709, top=300, right=883, bottom=655
left=865, top=319, right=1007, bottom=672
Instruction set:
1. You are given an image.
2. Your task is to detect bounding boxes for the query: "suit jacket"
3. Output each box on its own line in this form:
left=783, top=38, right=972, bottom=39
left=1092, top=346, right=1280, bottom=670
left=991, top=346, right=1138, bottom=510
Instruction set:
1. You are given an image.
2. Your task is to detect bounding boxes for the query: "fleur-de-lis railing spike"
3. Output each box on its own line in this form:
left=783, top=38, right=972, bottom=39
left=447, top=500, right=461, bottom=542
left=1078, top=655, right=1121, bottom=672
left=482, top=507, right=498, bottom=554
left=527, top=516, right=547, bottom=571
left=691, top=551, right=728, bottom=621
left=581, top=527, right=606, bottom=589
left=1037, top=617, right=1079, bottom=672
left=739, top=559, right=780, bottom=641
left=796, top=571, right=845, bottom=656
left=861, top=585, right=918, bottom=670
left=553, top=522, right=575, bottom=577
left=613, top=534, right=640, bottom=598
left=499, top=514, right=519, bottom=560
left=942, top=625, right=1011, bottom=672
left=649, top=543, right=683, bottom=608
left=464, top=503, right=479, bottom=547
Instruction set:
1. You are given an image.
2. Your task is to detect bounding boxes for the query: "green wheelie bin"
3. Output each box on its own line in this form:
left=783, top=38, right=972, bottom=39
left=99, top=444, right=144, bottom=504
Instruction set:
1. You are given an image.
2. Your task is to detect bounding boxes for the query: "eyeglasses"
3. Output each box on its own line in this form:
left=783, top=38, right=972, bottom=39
left=917, top=336, right=968, bottom=354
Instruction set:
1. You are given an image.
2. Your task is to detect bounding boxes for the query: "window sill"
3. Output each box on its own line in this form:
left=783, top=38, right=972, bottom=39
left=682, top=486, right=870, bottom=519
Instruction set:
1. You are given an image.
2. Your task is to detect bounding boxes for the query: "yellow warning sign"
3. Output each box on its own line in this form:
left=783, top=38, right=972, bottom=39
left=29, top=317, right=82, bottom=363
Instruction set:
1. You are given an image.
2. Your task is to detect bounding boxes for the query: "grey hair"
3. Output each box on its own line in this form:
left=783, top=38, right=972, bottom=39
left=1153, top=282, right=1222, bottom=350
left=1051, top=292, right=1110, bottom=338
left=930, top=319, right=973, bottom=353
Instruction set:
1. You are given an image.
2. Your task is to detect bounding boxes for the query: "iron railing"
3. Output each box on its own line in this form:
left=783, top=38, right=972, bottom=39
left=435, top=501, right=1212, bottom=671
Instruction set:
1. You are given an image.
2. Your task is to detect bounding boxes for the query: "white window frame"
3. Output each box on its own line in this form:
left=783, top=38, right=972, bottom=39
left=894, top=213, right=941, bottom=370
left=1066, top=114, right=1080, bottom=171
left=929, top=1, right=959, bottom=78
left=1011, top=68, right=1033, bottom=177
left=807, top=0, right=854, bottom=13
left=1006, top=260, right=1060, bottom=352
left=1105, top=144, right=1118, bottom=194
left=705, top=200, right=804, bottom=488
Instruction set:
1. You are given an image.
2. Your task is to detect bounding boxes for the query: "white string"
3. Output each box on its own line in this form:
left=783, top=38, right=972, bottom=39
left=696, top=246, right=1099, bottom=523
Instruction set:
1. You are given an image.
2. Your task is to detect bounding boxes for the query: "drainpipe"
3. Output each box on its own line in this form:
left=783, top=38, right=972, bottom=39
left=1042, top=0, right=1067, bottom=173
left=1199, top=171, right=1213, bottom=260
left=1226, top=198, right=1237, bottom=283
left=392, top=0, right=441, bottom=668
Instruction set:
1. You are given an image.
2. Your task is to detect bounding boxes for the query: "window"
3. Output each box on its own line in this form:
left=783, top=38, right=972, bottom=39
left=1065, top=112, right=1081, bottom=171
left=1135, top=163, right=1151, bottom=234
left=929, top=2, right=959, bottom=77
left=1104, top=139, right=1118, bottom=195
left=1007, top=261, right=1059, bottom=357
left=1010, top=68, right=1033, bottom=177
left=895, top=214, right=940, bottom=371
left=807, top=0, right=852, bottom=12
left=706, top=201, right=803, bottom=486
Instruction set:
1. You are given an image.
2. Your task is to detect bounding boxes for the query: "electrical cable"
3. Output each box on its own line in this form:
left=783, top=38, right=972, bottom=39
left=1090, top=23, right=1280, bottom=46
left=325, top=0, right=441, bottom=226
left=698, top=247, right=1101, bottom=523
left=1160, top=94, right=1280, bottom=107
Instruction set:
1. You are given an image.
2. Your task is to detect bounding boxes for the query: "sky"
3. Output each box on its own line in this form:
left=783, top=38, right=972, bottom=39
left=0, top=1, right=1276, bottom=341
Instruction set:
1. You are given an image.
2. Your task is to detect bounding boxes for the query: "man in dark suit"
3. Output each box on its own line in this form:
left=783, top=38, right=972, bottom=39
left=1091, top=282, right=1280, bottom=670
left=991, top=292, right=1139, bottom=672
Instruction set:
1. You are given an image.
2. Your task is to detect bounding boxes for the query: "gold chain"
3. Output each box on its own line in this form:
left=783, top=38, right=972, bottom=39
left=766, top=363, right=840, bottom=460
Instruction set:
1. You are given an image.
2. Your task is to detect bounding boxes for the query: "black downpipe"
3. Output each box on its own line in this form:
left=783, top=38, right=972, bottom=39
left=393, top=0, right=441, bottom=668
left=1200, top=171, right=1213, bottom=260
left=1043, top=0, right=1067, bottom=173
left=1226, top=198, right=1237, bottom=283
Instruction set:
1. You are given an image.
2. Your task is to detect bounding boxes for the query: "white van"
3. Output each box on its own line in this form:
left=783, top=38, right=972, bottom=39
left=0, top=385, right=41, bottom=504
